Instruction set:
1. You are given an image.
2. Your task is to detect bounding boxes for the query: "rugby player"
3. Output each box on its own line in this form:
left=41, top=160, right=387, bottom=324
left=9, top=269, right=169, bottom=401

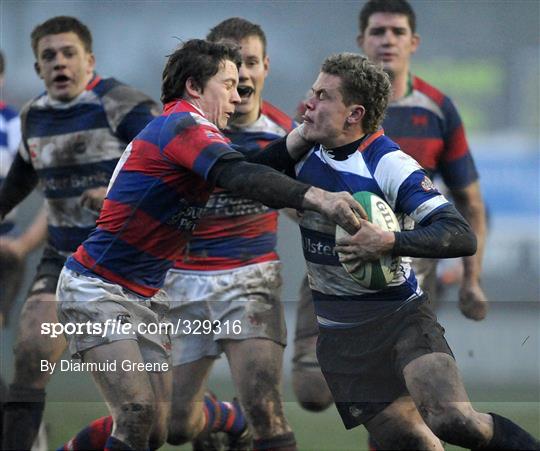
left=291, top=0, right=490, bottom=415
left=165, top=18, right=298, bottom=451
left=0, top=16, right=159, bottom=450
left=274, top=51, right=539, bottom=449
left=55, top=39, right=363, bottom=450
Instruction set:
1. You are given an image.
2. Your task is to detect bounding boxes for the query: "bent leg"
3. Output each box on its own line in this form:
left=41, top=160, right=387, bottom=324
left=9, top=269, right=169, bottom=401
left=225, top=338, right=295, bottom=448
left=84, top=340, right=157, bottom=450
left=365, top=395, right=443, bottom=450
left=3, top=292, right=66, bottom=450
left=291, top=276, right=332, bottom=412
left=166, top=358, right=214, bottom=445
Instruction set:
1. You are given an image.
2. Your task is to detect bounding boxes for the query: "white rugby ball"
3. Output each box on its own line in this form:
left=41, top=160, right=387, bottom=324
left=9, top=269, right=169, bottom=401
left=335, top=191, right=401, bottom=290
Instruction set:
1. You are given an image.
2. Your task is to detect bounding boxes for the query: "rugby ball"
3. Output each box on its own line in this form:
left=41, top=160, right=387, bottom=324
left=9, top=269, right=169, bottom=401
left=335, top=191, right=401, bottom=290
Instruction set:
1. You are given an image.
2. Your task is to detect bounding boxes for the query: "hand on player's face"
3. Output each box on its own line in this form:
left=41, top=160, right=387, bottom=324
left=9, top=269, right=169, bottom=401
left=335, top=219, right=394, bottom=263
left=35, top=32, right=95, bottom=102
left=358, top=13, right=419, bottom=78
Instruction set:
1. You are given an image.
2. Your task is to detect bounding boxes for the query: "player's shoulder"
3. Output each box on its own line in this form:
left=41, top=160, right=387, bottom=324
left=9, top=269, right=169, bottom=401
left=411, top=75, right=450, bottom=107
left=261, top=100, right=295, bottom=132
left=91, top=76, right=157, bottom=106
left=362, top=130, right=414, bottom=170
left=0, top=102, right=18, bottom=121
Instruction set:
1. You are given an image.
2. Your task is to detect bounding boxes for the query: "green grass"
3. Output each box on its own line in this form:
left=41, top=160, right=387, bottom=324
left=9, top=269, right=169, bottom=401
left=44, top=372, right=539, bottom=450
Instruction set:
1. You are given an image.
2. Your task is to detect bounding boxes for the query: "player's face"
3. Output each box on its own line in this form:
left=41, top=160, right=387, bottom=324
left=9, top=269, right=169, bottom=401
left=302, top=72, right=354, bottom=148
left=232, top=35, right=269, bottom=126
left=198, top=59, right=241, bottom=129
left=357, top=13, right=419, bottom=78
left=35, top=32, right=95, bottom=102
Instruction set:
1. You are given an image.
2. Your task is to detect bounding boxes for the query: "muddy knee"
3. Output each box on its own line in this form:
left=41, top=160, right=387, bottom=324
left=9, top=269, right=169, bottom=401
left=292, top=368, right=333, bottom=412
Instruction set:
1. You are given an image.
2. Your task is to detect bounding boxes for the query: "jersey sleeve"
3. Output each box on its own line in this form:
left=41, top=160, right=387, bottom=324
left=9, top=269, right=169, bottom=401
left=439, top=97, right=479, bottom=189
left=162, top=116, right=244, bottom=181
left=374, top=149, right=449, bottom=224
left=102, top=83, right=160, bottom=143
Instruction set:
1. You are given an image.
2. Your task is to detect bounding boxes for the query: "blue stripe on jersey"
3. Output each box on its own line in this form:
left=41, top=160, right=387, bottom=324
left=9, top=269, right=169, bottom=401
left=82, top=229, right=173, bottom=287
left=440, top=154, right=479, bottom=189
left=156, top=113, right=197, bottom=152
left=312, top=278, right=418, bottom=324
left=300, top=226, right=340, bottom=266
left=225, top=131, right=280, bottom=151
left=36, top=159, right=118, bottom=199
left=0, top=131, right=7, bottom=147
left=395, top=169, right=438, bottom=215
left=48, top=225, right=95, bottom=252
left=1, top=106, right=18, bottom=121
left=187, top=233, right=276, bottom=259
left=383, top=107, right=442, bottom=138
left=116, top=102, right=156, bottom=143
left=0, top=222, right=15, bottom=235
left=90, top=78, right=117, bottom=97
left=361, top=138, right=400, bottom=176
left=192, top=142, right=242, bottom=180
left=25, top=104, right=110, bottom=138
left=135, top=115, right=167, bottom=146
left=300, top=153, right=384, bottom=196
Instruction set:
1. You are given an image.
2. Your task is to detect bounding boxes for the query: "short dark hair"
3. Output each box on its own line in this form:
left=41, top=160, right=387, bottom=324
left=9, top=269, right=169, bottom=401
left=161, top=39, right=242, bottom=104
left=321, top=53, right=391, bottom=133
left=0, top=51, right=4, bottom=76
left=207, top=17, right=267, bottom=56
left=31, top=16, right=93, bottom=57
left=359, top=0, right=416, bottom=35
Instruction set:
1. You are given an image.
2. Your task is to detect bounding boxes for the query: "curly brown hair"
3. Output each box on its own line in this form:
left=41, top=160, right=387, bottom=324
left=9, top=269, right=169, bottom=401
left=321, top=53, right=391, bottom=133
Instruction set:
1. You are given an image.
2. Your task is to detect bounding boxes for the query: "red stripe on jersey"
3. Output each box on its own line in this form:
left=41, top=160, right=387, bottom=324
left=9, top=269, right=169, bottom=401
left=413, top=76, right=445, bottom=107
left=86, top=75, right=102, bottom=91
left=72, top=247, right=158, bottom=297
left=98, top=199, right=185, bottom=260
left=443, top=124, right=469, bottom=162
left=261, top=101, right=294, bottom=132
left=175, top=252, right=278, bottom=271
left=393, top=137, right=444, bottom=171
left=193, top=211, right=277, bottom=239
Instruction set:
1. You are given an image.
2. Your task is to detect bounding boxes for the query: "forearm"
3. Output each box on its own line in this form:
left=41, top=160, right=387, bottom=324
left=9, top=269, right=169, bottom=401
left=392, top=205, right=477, bottom=258
left=453, top=183, right=487, bottom=282
left=0, top=154, right=39, bottom=219
left=246, top=125, right=312, bottom=172
left=214, top=160, right=310, bottom=210
left=15, top=207, right=48, bottom=255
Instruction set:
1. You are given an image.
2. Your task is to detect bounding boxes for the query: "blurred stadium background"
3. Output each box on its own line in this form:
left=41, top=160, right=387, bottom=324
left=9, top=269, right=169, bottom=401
left=1, top=1, right=538, bottom=449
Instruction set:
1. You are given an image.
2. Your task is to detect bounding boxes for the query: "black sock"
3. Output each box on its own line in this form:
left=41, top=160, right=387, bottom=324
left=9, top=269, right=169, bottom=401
left=475, top=412, right=540, bottom=450
left=253, top=432, right=297, bottom=450
left=2, top=384, right=45, bottom=450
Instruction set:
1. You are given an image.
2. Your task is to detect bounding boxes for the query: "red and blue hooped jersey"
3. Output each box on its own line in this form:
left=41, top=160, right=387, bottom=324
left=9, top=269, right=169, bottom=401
left=383, top=75, right=478, bottom=189
left=173, top=101, right=294, bottom=271
left=67, top=100, right=244, bottom=297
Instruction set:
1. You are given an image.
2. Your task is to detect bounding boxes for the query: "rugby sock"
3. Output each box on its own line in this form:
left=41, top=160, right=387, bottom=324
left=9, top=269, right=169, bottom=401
left=474, top=412, right=540, bottom=450
left=253, top=432, right=297, bottom=450
left=203, top=393, right=246, bottom=434
left=2, top=384, right=45, bottom=450
left=104, top=435, right=134, bottom=450
left=57, top=415, right=113, bottom=450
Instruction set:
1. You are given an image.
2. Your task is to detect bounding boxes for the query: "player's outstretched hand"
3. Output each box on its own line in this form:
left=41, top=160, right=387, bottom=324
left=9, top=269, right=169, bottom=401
left=458, top=281, right=488, bottom=321
left=335, top=219, right=395, bottom=264
left=80, top=186, right=108, bottom=213
left=304, top=187, right=366, bottom=235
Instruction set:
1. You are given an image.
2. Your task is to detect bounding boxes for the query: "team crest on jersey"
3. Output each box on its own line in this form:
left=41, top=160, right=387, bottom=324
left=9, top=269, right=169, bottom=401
left=420, top=176, right=436, bottom=192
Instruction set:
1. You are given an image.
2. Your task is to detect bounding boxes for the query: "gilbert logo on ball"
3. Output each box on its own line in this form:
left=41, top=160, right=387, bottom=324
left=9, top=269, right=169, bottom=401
left=335, top=191, right=401, bottom=290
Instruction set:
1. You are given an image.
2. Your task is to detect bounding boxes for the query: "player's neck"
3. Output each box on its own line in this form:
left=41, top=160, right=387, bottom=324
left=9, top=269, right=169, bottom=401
left=390, top=71, right=412, bottom=102
left=231, top=107, right=261, bottom=128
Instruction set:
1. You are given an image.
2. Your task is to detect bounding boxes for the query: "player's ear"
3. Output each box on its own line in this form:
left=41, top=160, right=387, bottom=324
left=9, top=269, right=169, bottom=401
left=263, top=55, right=269, bottom=77
left=34, top=61, right=43, bottom=79
left=356, top=33, right=364, bottom=50
left=347, top=105, right=365, bottom=125
left=185, top=77, right=202, bottom=98
left=411, top=33, right=420, bottom=54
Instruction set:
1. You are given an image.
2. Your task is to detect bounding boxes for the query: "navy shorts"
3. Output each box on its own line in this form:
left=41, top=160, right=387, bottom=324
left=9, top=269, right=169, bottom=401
left=316, top=296, right=453, bottom=428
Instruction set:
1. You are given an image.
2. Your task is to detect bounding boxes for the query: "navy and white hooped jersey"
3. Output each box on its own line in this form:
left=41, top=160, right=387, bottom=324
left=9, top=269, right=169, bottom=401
left=294, top=130, right=449, bottom=328
left=0, top=102, right=21, bottom=234
left=18, top=75, right=159, bottom=256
